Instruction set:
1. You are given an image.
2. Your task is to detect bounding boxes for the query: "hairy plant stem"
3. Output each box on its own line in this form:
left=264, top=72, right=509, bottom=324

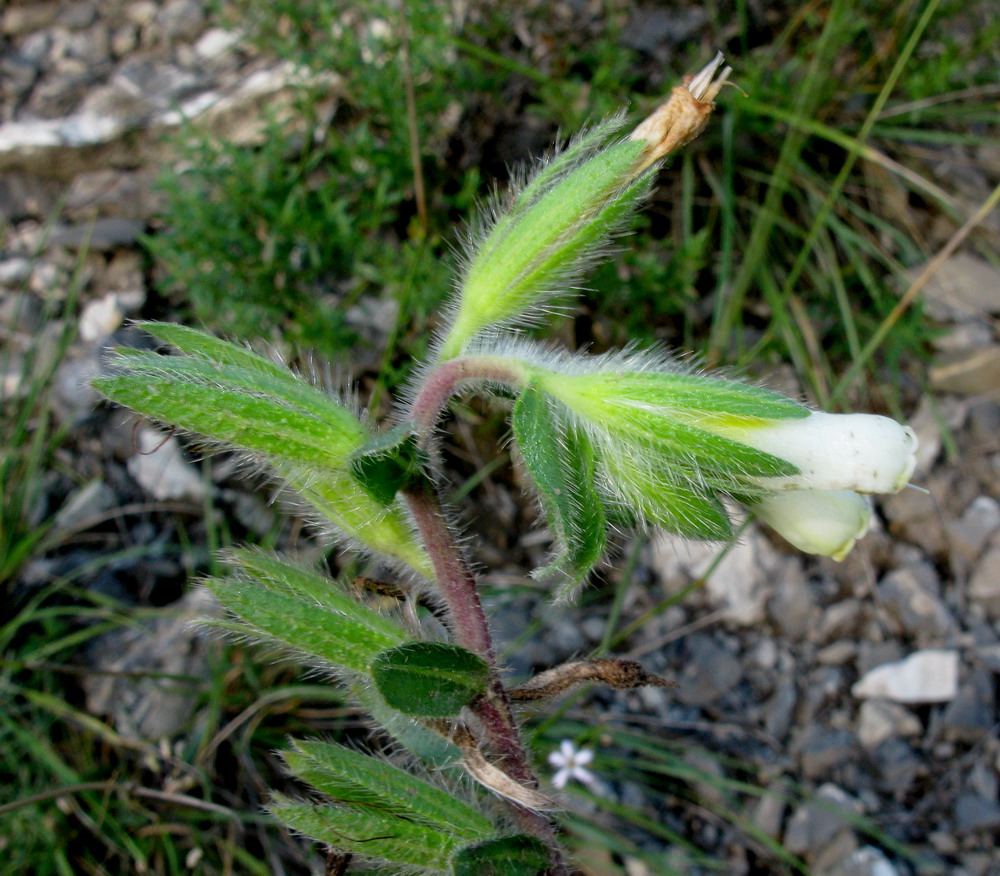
left=404, top=356, right=566, bottom=870
left=408, top=355, right=527, bottom=439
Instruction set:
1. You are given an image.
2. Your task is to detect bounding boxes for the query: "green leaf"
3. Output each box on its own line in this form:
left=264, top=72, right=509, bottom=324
left=205, top=577, right=409, bottom=673
left=223, top=548, right=411, bottom=644
left=349, top=423, right=426, bottom=506
left=452, top=835, right=550, bottom=876
left=440, top=133, right=650, bottom=357
left=372, top=643, right=490, bottom=717
left=513, top=384, right=605, bottom=597
left=270, top=796, right=465, bottom=867
left=105, top=344, right=364, bottom=438
left=93, top=372, right=361, bottom=466
left=283, top=740, right=493, bottom=841
left=595, top=371, right=809, bottom=422
left=135, top=321, right=304, bottom=386
left=93, top=336, right=433, bottom=577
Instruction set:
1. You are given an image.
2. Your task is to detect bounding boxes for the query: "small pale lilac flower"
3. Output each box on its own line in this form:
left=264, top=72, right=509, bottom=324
left=548, top=740, right=596, bottom=789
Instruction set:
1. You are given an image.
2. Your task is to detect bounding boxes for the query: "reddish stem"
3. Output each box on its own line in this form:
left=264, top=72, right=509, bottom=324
left=403, top=356, right=565, bottom=864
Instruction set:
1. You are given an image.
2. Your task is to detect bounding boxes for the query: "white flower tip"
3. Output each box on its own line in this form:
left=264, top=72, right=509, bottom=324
left=686, top=51, right=732, bottom=102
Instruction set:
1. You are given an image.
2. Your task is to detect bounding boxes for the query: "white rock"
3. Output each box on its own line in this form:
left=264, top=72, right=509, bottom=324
left=857, top=699, right=923, bottom=749
left=832, top=846, right=900, bottom=876
left=127, top=428, right=206, bottom=502
left=907, top=252, right=1000, bottom=322
left=79, top=294, right=123, bottom=341
left=194, top=28, right=241, bottom=61
left=851, top=650, right=959, bottom=703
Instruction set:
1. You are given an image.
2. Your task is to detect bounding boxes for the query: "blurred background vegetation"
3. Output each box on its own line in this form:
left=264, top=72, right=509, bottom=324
left=3, top=0, right=999, bottom=872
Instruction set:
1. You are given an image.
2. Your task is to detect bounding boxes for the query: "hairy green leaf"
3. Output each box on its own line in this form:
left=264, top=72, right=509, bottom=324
left=513, top=384, right=605, bottom=597
left=452, top=835, right=550, bottom=876
left=440, top=134, right=650, bottom=357
left=372, top=643, right=489, bottom=717
left=205, top=578, right=409, bottom=673
left=223, top=549, right=410, bottom=643
left=284, top=740, right=493, bottom=840
left=270, top=796, right=464, bottom=867
left=93, top=372, right=361, bottom=466
left=590, top=371, right=809, bottom=422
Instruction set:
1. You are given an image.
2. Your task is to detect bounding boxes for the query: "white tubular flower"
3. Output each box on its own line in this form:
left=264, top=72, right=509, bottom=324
left=716, top=411, right=918, bottom=494
left=749, top=489, right=873, bottom=561
left=548, top=740, right=596, bottom=789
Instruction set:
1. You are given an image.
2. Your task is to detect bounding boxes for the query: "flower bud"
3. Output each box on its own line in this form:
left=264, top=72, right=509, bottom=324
left=749, top=489, right=873, bottom=561
left=438, top=56, right=729, bottom=360
left=715, top=411, right=918, bottom=495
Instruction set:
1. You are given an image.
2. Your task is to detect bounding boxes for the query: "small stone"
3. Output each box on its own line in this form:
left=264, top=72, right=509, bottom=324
left=948, top=496, right=1000, bottom=568
left=818, top=641, right=858, bottom=666
left=47, top=217, right=144, bottom=251
left=0, top=290, right=41, bottom=333
left=941, top=670, right=996, bottom=742
left=821, top=845, right=900, bottom=876
left=766, top=560, right=817, bottom=638
left=871, top=738, right=924, bottom=796
left=856, top=700, right=922, bottom=749
left=931, top=347, right=1000, bottom=395
left=155, top=0, right=207, bottom=43
left=799, top=729, right=855, bottom=780
left=82, top=589, right=219, bottom=740
left=877, top=564, right=959, bottom=644
left=2, top=3, right=61, bottom=35
left=53, top=480, right=116, bottom=533
left=783, top=783, right=860, bottom=857
left=954, top=794, right=1000, bottom=834
left=0, top=257, right=32, bottom=286
left=111, top=23, right=139, bottom=57
left=881, top=479, right=948, bottom=556
left=194, top=28, right=241, bottom=62
left=674, top=633, right=742, bottom=706
left=79, top=294, right=123, bottom=341
left=702, top=528, right=785, bottom=626
left=752, top=792, right=786, bottom=838
left=64, top=169, right=158, bottom=221
left=764, top=678, right=797, bottom=741
left=969, top=544, right=1000, bottom=617
left=852, top=650, right=959, bottom=703
left=909, top=253, right=1000, bottom=322
left=127, top=428, right=206, bottom=502
left=58, top=1, right=98, bottom=29
left=817, top=600, right=863, bottom=644
left=125, top=0, right=159, bottom=27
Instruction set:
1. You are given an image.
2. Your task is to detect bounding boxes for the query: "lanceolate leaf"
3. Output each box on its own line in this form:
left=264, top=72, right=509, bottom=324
left=581, top=370, right=809, bottom=422
left=512, top=384, right=605, bottom=597
left=94, top=365, right=362, bottom=465
left=372, top=643, right=489, bottom=717
left=92, top=331, right=433, bottom=576
left=451, top=835, right=550, bottom=876
left=283, top=740, right=493, bottom=841
left=204, top=577, right=409, bottom=673
left=223, top=548, right=410, bottom=643
left=269, top=795, right=465, bottom=868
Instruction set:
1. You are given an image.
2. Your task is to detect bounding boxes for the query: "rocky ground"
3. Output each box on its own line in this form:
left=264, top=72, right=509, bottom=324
left=2, top=2, right=1000, bottom=875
